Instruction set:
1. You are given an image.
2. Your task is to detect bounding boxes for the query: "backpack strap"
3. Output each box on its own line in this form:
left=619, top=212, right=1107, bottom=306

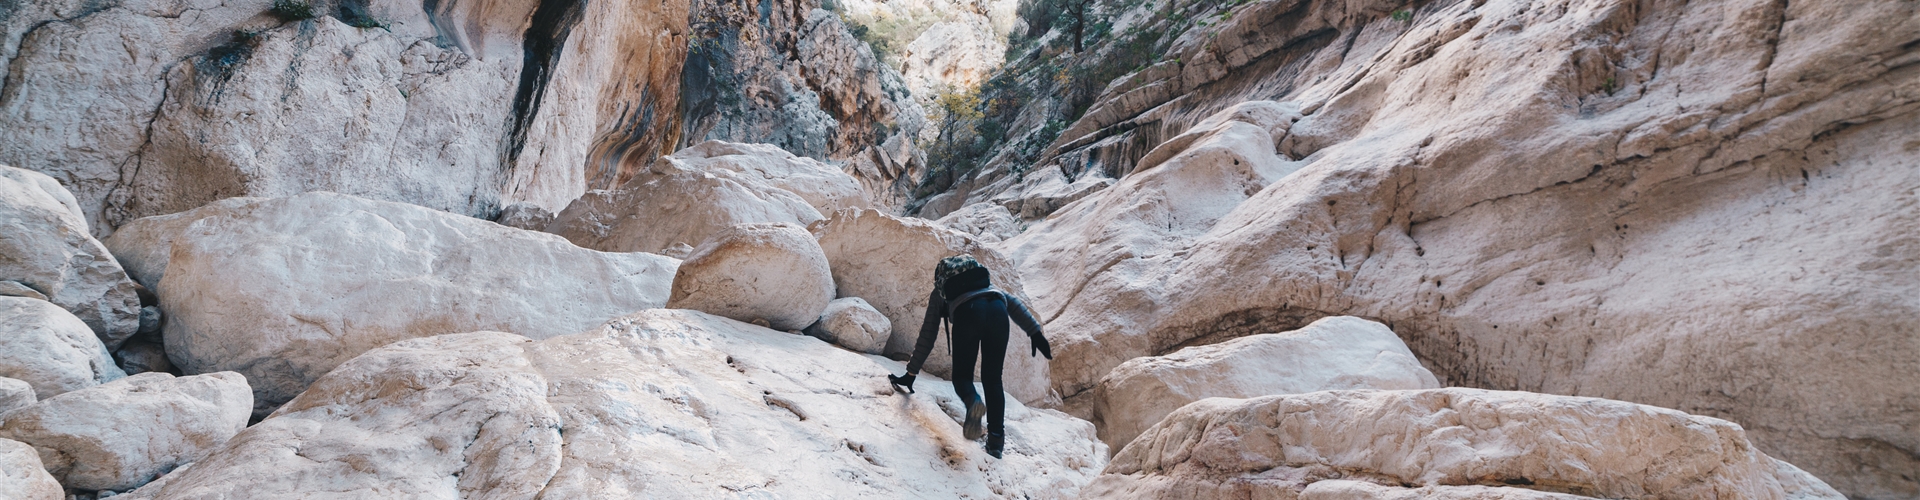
left=945, top=287, right=1004, bottom=319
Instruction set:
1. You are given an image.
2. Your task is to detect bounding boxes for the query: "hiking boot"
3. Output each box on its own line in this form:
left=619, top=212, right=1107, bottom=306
left=985, top=432, right=1004, bottom=459
left=962, top=396, right=987, bottom=440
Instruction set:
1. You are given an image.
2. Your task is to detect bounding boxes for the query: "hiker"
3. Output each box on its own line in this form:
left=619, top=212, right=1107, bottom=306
left=887, top=255, right=1051, bottom=459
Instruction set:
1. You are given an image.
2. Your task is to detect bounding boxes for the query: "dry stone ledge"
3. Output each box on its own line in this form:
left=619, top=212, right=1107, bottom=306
left=548, top=150, right=826, bottom=255
left=1092, top=316, right=1439, bottom=451
left=141, top=192, right=677, bottom=416
left=0, top=165, right=141, bottom=349
left=0, top=438, right=61, bottom=500
left=667, top=223, right=835, bottom=331
left=1082, top=389, right=1844, bottom=500
left=809, top=208, right=1051, bottom=403
left=0, top=378, right=35, bottom=415
left=935, top=202, right=1020, bottom=243
left=0, top=296, right=125, bottom=400
left=803, top=296, right=892, bottom=354
left=0, top=372, right=251, bottom=492
left=123, top=310, right=1107, bottom=499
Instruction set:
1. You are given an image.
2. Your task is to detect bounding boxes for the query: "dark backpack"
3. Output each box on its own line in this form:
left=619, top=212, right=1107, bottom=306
left=933, top=254, right=1001, bottom=318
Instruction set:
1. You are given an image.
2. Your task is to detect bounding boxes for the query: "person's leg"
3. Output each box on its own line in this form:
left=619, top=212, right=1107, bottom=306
left=949, top=320, right=981, bottom=409
left=978, top=308, right=1010, bottom=438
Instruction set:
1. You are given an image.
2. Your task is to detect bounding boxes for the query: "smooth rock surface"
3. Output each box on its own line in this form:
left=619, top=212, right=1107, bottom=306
left=667, top=223, right=836, bottom=331
left=1092, top=316, right=1439, bottom=451
left=0, top=372, right=250, bottom=491
left=810, top=208, right=1051, bottom=403
left=936, top=202, right=1020, bottom=243
left=0, top=378, right=34, bottom=415
left=123, top=310, right=1106, bottom=498
left=0, top=438, right=60, bottom=500
left=0, top=296, right=125, bottom=399
left=147, top=192, right=678, bottom=415
left=1084, top=389, right=1843, bottom=499
left=0, top=165, right=140, bottom=349
left=548, top=149, right=825, bottom=255
left=803, top=296, right=893, bottom=354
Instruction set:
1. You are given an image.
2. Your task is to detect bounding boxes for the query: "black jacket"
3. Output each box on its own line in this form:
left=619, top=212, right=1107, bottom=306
left=905, top=286, right=1043, bottom=375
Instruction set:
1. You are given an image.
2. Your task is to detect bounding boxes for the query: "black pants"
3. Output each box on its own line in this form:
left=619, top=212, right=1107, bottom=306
left=949, top=295, right=1009, bottom=436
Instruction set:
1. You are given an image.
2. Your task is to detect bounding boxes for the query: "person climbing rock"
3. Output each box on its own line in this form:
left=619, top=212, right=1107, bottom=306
left=888, top=255, right=1051, bottom=459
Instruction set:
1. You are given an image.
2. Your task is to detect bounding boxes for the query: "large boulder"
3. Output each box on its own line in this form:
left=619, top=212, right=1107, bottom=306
left=0, top=372, right=251, bottom=491
left=547, top=149, right=826, bottom=255
left=134, top=192, right=677, bottom=415
left=0, top=438, right=60, bottom=500
left=809, top=208, right=1051, bottom=403
left=1092, top=316, right=1439, bottom=451
left=0, top=165, right=140, bottom=349
left=0, top=296, right=125, bottom=399
left=103, top=197, right=267, bottom=292
left=1084, top=389, right=1843, bottom=499
left=803, top=296, right=893, bottom=354
left=667, top=223, right=835, bottom=331
left=121, top=309, right=1107, bottom=498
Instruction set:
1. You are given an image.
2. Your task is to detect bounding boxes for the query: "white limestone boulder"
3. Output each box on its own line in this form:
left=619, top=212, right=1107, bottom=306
left=0, top=296, right=125, bottom=399
left=803, top=296, right=892, bottom=354
left=674, top=140, right=871, bottom=214
left=0, top=378, right=34, bottom=415
left=1092, top=316, right=1439, bottom=451
left=122, top=309, right=1107, bottom=498
left=0, top=165, right=141, bottom=349
left=101, top=197, right=267, bottom=292
left=667, top=223, right=835, bottom=331
left=1082, top=389, right=1843, bottom=499
left=0, top=438, right=60, bottom=500
left=936, top=202, right=1020, bottom=243
left=548, top=151, right=826, bottom=254
left=147, top=192, right=677, bottom=415
left=809, top=208, right=1051, bottom=403
left=0, top=372, right=250, bottom=491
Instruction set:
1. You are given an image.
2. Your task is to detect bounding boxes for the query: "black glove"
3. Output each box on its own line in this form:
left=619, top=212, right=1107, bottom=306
left=1030, top=333, right=1053, bottom=359
left=888, top=373, right=917, bottom=393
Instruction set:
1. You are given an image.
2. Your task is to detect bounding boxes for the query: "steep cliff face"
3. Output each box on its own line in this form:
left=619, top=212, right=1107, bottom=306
left=965, top=0, right=1918, bottom=496
left=0, top=0, right=687, bottom=235
left=679, top=0, right=930, bottom=209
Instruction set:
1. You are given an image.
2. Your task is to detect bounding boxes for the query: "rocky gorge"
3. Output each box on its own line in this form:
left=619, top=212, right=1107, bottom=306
left=0, top=0, right=1913, bottom=498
